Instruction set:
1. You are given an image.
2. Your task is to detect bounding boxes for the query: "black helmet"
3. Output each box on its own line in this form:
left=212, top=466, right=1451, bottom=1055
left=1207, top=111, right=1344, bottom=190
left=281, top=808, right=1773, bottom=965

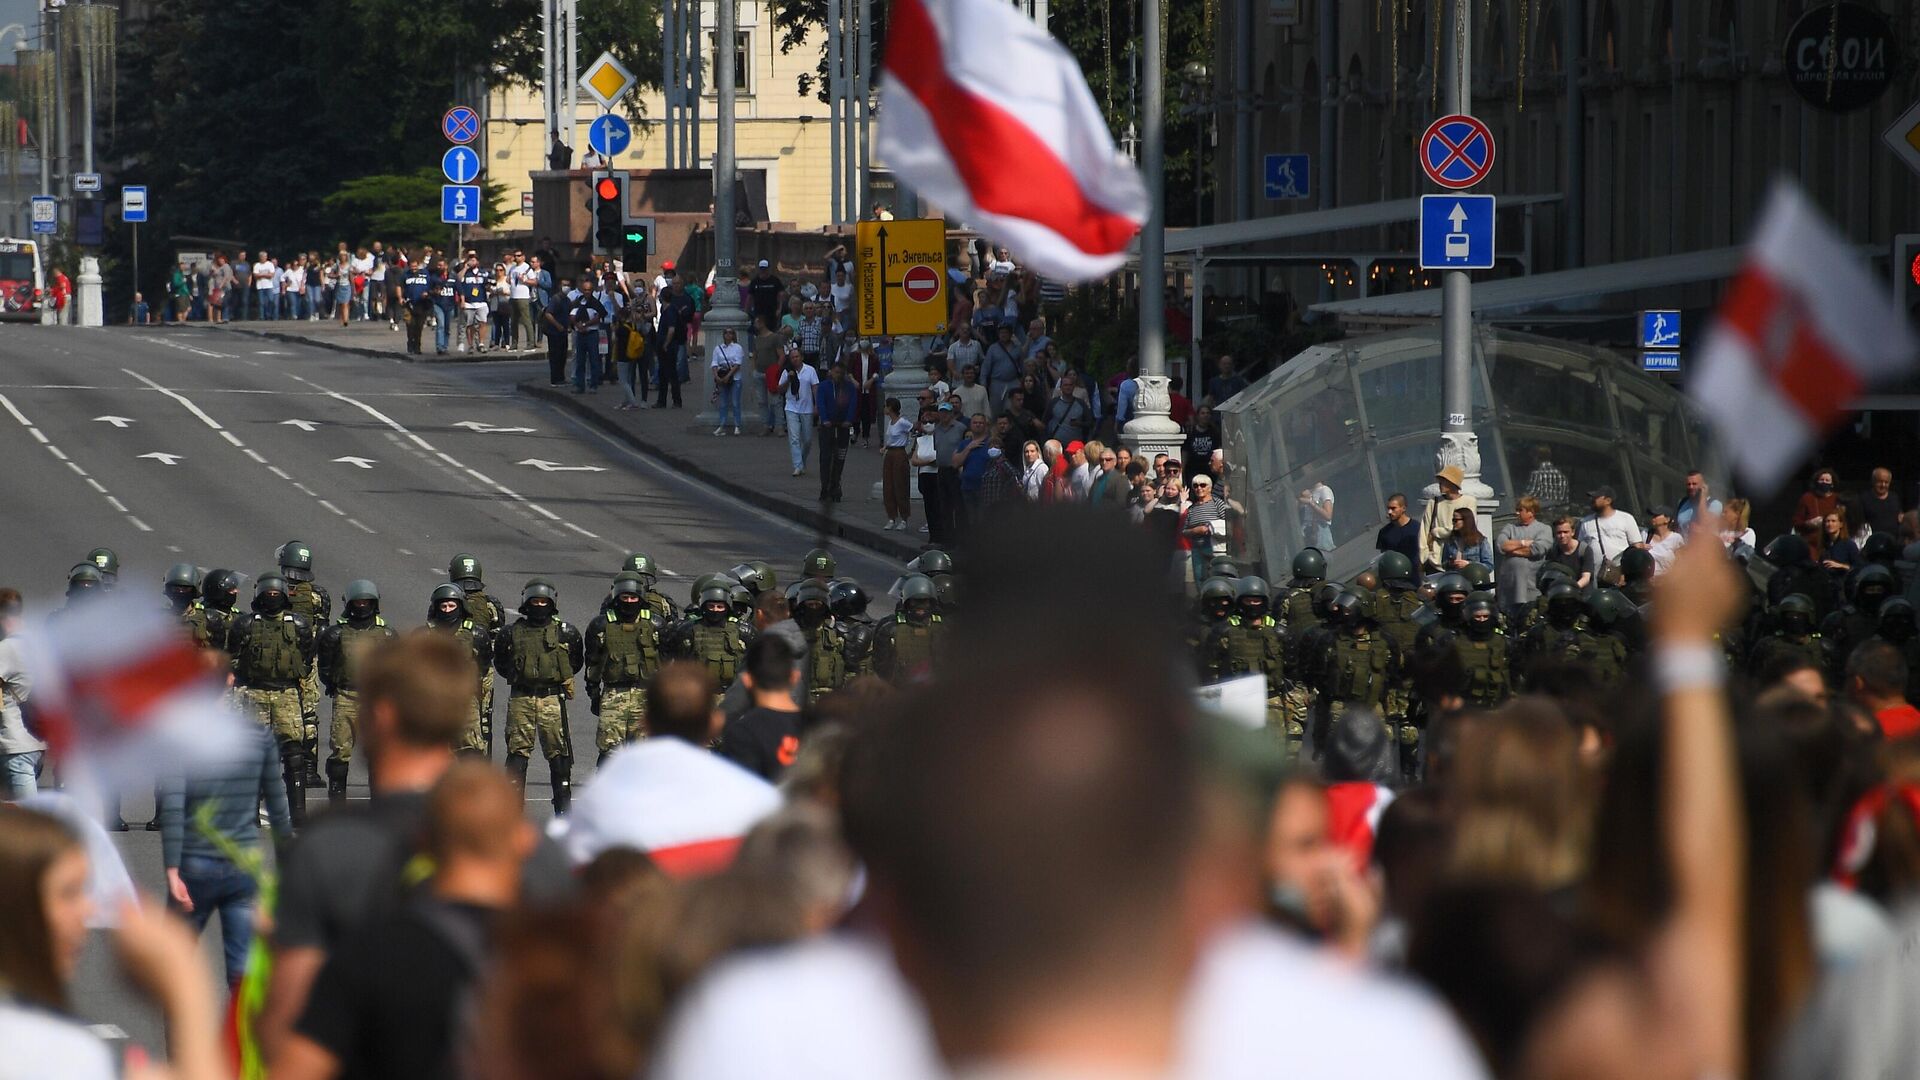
left=164, top=562, right=202, bottom=590
left=691, top=572, right=732, bottom=607
left=449, top=553, right=485, bottom=587
left=698, top=584, right=733, bottom=622
left=276, top=540, right=315, bottom=582
left=1328, top=590, right=1372, bottom=625
left=1861, top=533, right=1901, bottom=568
left=1878, top=598, right=1917, bottom=643
left=66, top=562, right=104, bottom=597
left=1762, top=533, right=1811, bottom=570
left=1586, top=588, right=1631, bottom=628
left=620, top=552, right=658, bottom=584
left=898, top=574, right=938, bottom=603
left=86, top=547, right=120, bottom=578
left=202, top=569, right=242, bottom=611
left=728, top=583, right=755, bottom=615
left=802, top=547, right=837, bottom=579
left=520, top=578, right=559, bottom=617
left=1462, top=595, right=1499, bottom=638
left=1536, top=561, right=1573, bottom=594
left=1461, top=562, right=1494, bottom=592
left=1207, top=556, right=1241, bottom=581
left=1199, top=576, right=1236, bottom=610
left=1431, top=572, right=1471, bottom=620
left=1311, top=581, right=1343, bottom=618
left=344, top=579, right=381, bottom=620
left=429, top=582, right=468, bottom=622
left=907, top=550, right=955, bottom=577
left=1546, top=583, right=1584, bottom=626
left=1376, top=551, right=1416, bottom=591
left=790, top=581, right=832, bottom=626
left=828, top=578, right=871, bottom=620
left=611, top=572, right=646, bottom=600
left=1291, top=547, right=1327, bottom=582
left=1848, top=563, right=1898, bottom=613
left=1619, top=548, right=1655, bottom=583
left=729, top=561, right=776, bottom=597
left=1234, top=575, right=1272, bottom=612
left=1776, top=592, right=1816, bottom=635
left=933, top=576, right=960, bottom=611
left=253, top=573, right=290, bottom=613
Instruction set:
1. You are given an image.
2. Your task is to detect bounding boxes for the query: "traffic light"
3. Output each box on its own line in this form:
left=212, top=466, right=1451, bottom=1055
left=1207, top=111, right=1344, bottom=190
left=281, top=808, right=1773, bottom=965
left=593, top=172, right=626, bottom=254
left=621, top=221, right=649, bottom=270
left=1895, top=233, right=1920, bottom=332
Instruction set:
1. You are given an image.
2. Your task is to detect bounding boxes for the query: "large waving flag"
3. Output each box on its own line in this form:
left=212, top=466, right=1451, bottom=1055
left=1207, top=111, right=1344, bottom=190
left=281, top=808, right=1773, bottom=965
left=1693, top=182, right=1918, bottom=494
left=877, top=0, right=1147, bottom=281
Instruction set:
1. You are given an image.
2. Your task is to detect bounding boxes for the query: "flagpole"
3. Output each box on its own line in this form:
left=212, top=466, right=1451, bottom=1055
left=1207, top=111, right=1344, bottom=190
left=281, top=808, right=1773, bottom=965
left=1434, top=0, right=1492, bottom=533
left=1122, top=0, right=1184, bottom=472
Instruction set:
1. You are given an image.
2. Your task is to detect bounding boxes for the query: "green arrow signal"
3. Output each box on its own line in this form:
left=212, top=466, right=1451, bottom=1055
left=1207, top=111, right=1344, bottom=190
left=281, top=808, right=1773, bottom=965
left=624, top=231, right=645, bottom=243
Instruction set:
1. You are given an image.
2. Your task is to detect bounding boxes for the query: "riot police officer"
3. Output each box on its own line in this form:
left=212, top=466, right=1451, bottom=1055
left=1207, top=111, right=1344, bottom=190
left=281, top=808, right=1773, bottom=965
left=1278, top=548, right=1327, bottom=632
left=1206, top=576, right=1288, bottom=743
left=873, top=574, right=944, bottom=683
left=729, top=561, right=778, bottom=600
left=317, top=581, right=396, bottom=804
left=1763, top=534, right=1837, bottom=621
left=49, top=563, right=105, bottom=625
left=829, top=578, right=876, bottom=677
left=425, top=582, right=494, bottom=756
left=801, top=547, right=837, bottom=585
left=1191, top=577, right=1238, bottom=675
left=906, top=549, right=954, bottom=582
left=1206, top=556, right=1241, bottom=582
left=1823, top=564, right=1897, bottom=681
left=617, top=552, right=681, bottom=625
left=789, top=581, right=848, bottom=701
left=84, top=547, right=120, bottom=590
left=1573, top=588, right=1632, bottom=689
left=163, top=563, right=202, bottom=618
left=1451, top=595, right=1513, bottom=707
left=1414, top=573, right=1472, bottom=643
left=681, top=584, right=749, bottom=692
left=1749, top=593, right=1824, bottom=679
left=1318, top=591, right=1397, bottom=759
left=449, top=553, right=507, bottom=754
left=493, top=579, right=584, bottom=813
left=187, top=569, right=243, bottom=658
left=585, top=573, right=664, bottom=765
left=1290, top=583, right=1344, bottom=727
left=1519, top=583, right=1586, bottom=683
left=276, top=540, right=331, bottom=784
left=226, top=574, right=318, bottom=824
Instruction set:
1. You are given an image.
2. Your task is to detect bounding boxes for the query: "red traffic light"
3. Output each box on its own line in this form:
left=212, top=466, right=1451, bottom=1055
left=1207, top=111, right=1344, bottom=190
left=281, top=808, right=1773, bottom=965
left=1909, top=251, right=1920, bottom=287
left=596, top=176, right=622, bottom=201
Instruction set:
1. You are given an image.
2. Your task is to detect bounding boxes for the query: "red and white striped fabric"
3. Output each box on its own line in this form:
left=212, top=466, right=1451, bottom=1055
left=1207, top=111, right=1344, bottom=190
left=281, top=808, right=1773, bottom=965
left=549, top=738, right=782, bottom=877
left=877, top=0, right=1147, bottom=281
left=1694, top=182, right=1919, bottom=494
left=1323, top=781, right=1395, bottom=867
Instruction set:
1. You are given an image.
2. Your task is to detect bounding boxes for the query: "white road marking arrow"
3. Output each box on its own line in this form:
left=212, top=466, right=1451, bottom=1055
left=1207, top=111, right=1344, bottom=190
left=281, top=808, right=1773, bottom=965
left=454, top=421, right=536, bottom=434
left=93, top=415, right=135, bottom=428
left=332, top=456, right=377, bottom=469
left=281, top=419, right=321, bottom=432
left=138, top=452, right=182, bottom=465
left=517, top=458, right=607, bottom=473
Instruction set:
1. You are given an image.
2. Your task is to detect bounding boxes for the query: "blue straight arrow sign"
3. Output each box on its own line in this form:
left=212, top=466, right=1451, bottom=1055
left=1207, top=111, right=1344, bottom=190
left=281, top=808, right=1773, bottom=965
left=442, top=146, right=481, bottom=184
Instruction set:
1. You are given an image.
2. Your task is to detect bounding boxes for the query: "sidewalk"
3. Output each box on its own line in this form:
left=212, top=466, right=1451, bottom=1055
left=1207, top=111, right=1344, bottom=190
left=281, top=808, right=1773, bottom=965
left=207, top=319, right=925, bottom=561
left=208, top=315, right=539, bottom=363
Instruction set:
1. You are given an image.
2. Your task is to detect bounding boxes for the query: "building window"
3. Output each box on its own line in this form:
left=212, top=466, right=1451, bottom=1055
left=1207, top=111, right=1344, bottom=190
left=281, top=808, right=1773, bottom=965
left=707, top=31, right=752, bottom=95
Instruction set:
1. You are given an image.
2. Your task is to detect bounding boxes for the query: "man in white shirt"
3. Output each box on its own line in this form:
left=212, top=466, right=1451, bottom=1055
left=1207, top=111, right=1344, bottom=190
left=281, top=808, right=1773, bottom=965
left=253, top=253, right=278, bottom=320
left=945, top=323, right=982, bottom=372
left=506, top=253, right=534, bottom=348
left=1575, top=485, right=1646, bottom=568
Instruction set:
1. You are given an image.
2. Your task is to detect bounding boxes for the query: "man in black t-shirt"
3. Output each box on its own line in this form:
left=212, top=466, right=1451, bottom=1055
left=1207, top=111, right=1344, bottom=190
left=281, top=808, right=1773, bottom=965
left=281, top=762, right=535, bottom=1080
left=1374, top=493, right=1422, bottom=574
left=715, top=634, right=805, bottom=782
left=747, top=259, right=785, bottom=331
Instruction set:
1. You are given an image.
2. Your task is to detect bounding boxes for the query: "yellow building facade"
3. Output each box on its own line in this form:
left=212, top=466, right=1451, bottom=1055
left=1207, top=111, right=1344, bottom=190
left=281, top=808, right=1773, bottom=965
left=483, top=8, right=865, bottom=232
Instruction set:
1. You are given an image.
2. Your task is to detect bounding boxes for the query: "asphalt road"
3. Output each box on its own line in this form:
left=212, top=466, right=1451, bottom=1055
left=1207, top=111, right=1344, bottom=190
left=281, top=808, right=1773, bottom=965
left=0, top=322, right=901, bottom=1052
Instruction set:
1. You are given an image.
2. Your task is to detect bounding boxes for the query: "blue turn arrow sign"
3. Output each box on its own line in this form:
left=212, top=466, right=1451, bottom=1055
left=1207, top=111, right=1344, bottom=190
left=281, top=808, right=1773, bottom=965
left=588, top=113, right=632, bottom=158
left=442, top=145, right=481, bottom=184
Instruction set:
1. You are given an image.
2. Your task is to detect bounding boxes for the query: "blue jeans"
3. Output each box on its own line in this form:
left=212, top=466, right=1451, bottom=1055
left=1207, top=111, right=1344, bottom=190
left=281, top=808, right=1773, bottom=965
left=432, top=305, right=454, bottom=351
left=762, top=383, right=786, bottom=432
left=258, top=290, right=276, bottom=319
left=617, top=359, right=640, bottom=405
left=786, top=410, right=813, bottom=471
left=715, top=380, right=742, bottom=428
left=2, top=750, right=42, bottom=797
left=306, top=285, right=323, bottom=317
left=573, top=331, right=601, bottom=390
left=175, top=853, right=258, bottom=986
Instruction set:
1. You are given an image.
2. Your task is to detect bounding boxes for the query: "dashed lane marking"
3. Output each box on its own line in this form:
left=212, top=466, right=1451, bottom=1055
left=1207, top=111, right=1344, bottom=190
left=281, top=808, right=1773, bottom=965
left=0, top=392, right=153, bottom=537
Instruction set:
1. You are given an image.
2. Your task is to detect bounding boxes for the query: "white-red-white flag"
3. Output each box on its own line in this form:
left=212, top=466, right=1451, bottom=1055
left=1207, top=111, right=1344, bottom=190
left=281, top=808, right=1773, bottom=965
left=877, top=0, right=1147, bottom=281
left=1694, top=182, right=1919, bottom=494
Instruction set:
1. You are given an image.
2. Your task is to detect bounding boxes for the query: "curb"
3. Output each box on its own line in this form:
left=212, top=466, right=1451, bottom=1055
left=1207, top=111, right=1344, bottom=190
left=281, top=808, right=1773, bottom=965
left=517, top=380, right=924, bottom=563
left=205, top=323, right=539, bottom=364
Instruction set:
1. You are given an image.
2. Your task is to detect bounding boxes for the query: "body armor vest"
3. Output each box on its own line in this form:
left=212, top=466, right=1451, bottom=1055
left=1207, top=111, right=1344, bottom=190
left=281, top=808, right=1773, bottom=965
left=238, top=613, right=306, bottom=684
left=600, top=611, right=660, bottom=684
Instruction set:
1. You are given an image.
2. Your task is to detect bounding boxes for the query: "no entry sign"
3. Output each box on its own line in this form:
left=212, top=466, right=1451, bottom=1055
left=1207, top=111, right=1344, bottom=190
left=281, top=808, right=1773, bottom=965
left=901, top=264, right=941, bottom=303
left=1420, top=114, right=1495, bottom=190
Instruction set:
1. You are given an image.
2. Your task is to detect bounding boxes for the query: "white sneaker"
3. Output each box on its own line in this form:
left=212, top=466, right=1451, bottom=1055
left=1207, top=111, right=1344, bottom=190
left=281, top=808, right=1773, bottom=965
left=732, top=426, right=742, bottom=436
left=456, top=343, right=466, bottom=353
left=918, top=524, right=930, bottom=534
left=713, top=426, right=726, bottom=436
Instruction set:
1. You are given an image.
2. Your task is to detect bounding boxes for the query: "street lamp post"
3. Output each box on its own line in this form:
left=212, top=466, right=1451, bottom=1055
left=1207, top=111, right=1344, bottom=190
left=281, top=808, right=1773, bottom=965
left=700, top=0, right=749, bottom=425
left=1122, top=0, right=1184, bottom=469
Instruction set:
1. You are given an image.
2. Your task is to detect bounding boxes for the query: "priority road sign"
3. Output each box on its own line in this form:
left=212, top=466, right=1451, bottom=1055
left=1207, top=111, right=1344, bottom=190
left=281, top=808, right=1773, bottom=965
left=122, top=186, right=148, bottom=222
left=579, top=51, right=637, bottom=110
left=1419, top=114, right=1496, bottom=190
left=855, top=218, right=947, bottom=336
left=1418, top=194, right=1495, bottom=270
left=1640, top=310, right=1682, bottom=350
left=30, top=195, right=55, bottom=234
left=1882, top=98, right=1920, bottom=178
left=441, top=145, right=481, bottom=184
left=1262, top=153, right=1310, bottom=200
left=441, top=184, right=482, bottom=225
left=588, top=113, right=632, bottom=158
left=442, top=105, right=480, bottom=144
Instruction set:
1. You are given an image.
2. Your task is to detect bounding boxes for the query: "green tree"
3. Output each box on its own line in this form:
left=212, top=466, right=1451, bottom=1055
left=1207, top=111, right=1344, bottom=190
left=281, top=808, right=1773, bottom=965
left=321, top=169, right=510, bottom=249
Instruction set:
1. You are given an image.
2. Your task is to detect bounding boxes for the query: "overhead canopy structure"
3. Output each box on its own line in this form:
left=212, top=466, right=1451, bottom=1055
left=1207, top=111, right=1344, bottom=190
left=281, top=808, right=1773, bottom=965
left=1308, top=246, right=1749, bottom=317
left=1215, top=326, right=1720, bottom=582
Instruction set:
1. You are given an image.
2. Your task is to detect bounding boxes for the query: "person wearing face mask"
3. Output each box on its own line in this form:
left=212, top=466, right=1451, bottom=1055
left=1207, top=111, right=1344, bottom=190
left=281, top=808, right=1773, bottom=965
left=873, top=574, right=945, bottom=683
left=423, top=583, right=493, bottom=756
left=1796, top=467, right=1841, bottom=531
left=492, top=579, right=584, bottom=813
left=1451, top=595, right=1512, bottom=707
left=227, top=574, right=319, bottom=824
left=585, top=573, right=663, bottom=766
left=317, top=581, right=397, bottom=805
left=186, top=569, right=243, bottom=662
left=163, top=563, right=203, bottom=621
left=681, top=585, right=749, bottom=692
left=785, top=581, right=848, bottom=701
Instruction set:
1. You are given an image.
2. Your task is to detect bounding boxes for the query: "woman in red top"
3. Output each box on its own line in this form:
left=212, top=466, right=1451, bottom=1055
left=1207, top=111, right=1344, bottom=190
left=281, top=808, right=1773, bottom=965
left=1794, top=467, right=1840, bottom=530
left=50, top=269, right=71, bottom=323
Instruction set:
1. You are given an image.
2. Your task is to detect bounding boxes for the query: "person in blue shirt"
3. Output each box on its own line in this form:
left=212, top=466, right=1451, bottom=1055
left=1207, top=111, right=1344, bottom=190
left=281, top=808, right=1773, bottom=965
left=1440, top=507, right=1495, bottom=572
left=815, top=360, right=861, bottom=502
left=570, top=288, right=606, bottom=394
left=655, top=281, right=694, bottom=408
left=401, top=261, right=433, bottom=355
left=954, top=411, right=994, bottom=536
left=428, top=260, right=458, bottom=355
left=128, top=291, right=151, bottom=325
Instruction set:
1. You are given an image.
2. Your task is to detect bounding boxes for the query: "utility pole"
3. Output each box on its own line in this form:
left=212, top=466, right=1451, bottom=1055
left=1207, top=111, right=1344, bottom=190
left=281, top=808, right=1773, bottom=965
left=51, top=1, right=65, bottom=204
left=1122, top=0, right=1183, bottom=469
left=841, top=0, right=857, bottom=222
left=75, top=0, right=100, bottom=327
left=662, top=0, right=676, bottom=168
left=688, top=0, right=701, bottom=169
left=701, top=0, right=748, bottom=425
left=563, top=0, right=577, bottom=155
left=828, top=0, right=842, bottom=225
left=1433, top=0, right=1492, bottom=529
left=856, top=0, right=871, bottom=219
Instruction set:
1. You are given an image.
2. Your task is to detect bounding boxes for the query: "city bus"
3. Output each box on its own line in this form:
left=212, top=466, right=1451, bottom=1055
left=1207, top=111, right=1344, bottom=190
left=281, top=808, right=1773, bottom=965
left=0, top=238, right=45, bottom=321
